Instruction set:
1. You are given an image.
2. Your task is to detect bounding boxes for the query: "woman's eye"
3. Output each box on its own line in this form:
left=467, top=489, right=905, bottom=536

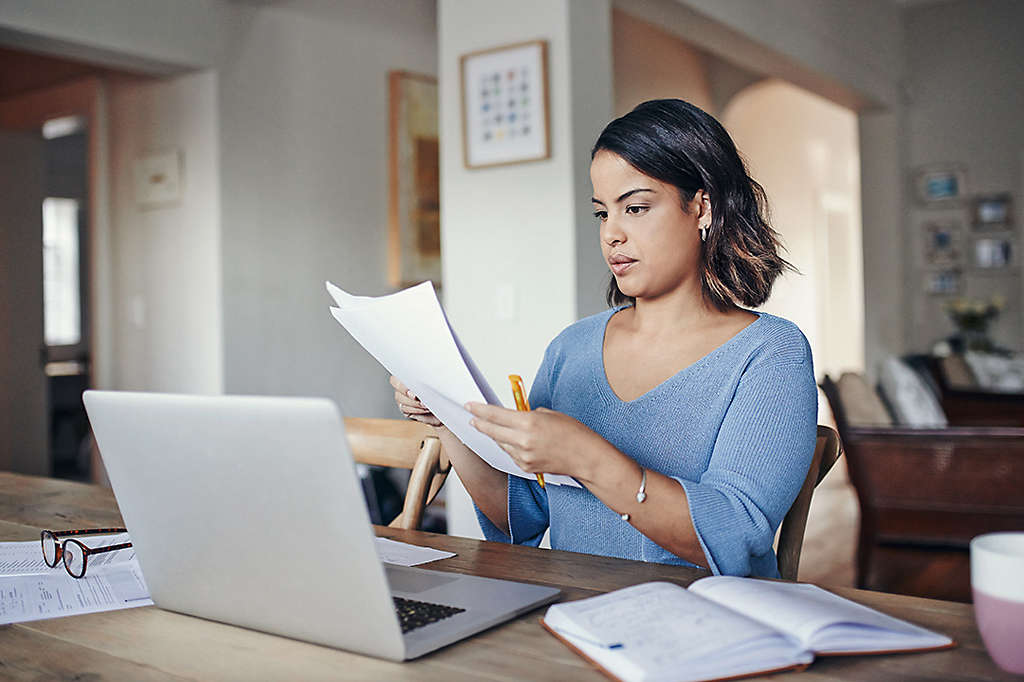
left=593, top=210, right=607, bottom=221
left=625, top=205, right=649, bottom=215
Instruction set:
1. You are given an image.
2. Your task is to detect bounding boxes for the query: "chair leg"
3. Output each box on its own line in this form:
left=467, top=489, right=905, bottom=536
left=389, top=436, right=443, bottom=530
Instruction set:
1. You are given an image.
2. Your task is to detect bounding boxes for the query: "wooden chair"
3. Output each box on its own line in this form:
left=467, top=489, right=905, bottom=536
left=776, top=425, right=844, bottom=581
left=343, top=417, right=450, bottom=531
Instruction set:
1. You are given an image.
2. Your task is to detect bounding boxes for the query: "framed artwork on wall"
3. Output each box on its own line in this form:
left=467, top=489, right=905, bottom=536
left=971, top=193, right=1014, bottom=231
left=460, top=40, right=550, bottom=169
left=913, top=164, right=967, bottom=205
left=971, top=236, right=1016, bottom=269
left=922, top=220, right=962, bottom=266
left=388, top=70, right=440, bottom=288
left=924, top=268, right=962, bottom=295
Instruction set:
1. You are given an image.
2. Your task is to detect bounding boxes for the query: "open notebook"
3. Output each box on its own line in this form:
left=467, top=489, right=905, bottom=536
left=541, top=577, right=954, bottom=682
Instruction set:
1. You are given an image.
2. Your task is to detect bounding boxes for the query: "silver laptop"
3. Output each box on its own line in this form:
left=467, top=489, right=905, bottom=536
left=82, top=391, right=560, bottom=660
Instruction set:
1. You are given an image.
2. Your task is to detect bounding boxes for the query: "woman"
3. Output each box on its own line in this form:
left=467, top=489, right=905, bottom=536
left=392, top=99, right=817, bottom=578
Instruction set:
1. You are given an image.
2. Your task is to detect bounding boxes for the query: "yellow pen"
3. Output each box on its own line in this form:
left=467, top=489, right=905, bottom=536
left=509, top=374, right=545, bottom=489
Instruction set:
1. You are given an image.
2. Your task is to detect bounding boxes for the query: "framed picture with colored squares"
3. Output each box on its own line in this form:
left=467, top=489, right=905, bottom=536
left=460, top=40, right=550, bottom=169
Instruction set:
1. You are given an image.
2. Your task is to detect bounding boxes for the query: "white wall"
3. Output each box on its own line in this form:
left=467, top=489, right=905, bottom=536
left=107, top=71, right=223, bottom=393
left=616, top=0, right=902, bottom=110
left=0, top=0, right=228, bottom=72
left=903, top=0, right=1024, bottom=353
left=613, top=9, right=712, bottom=117
left=439, top=0, right=612, bottom=537
left=217, top=0, right=439, bottom=416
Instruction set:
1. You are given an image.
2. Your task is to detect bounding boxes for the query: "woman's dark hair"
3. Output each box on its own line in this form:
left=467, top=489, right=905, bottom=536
left=592, top=98, right=792, bottom=310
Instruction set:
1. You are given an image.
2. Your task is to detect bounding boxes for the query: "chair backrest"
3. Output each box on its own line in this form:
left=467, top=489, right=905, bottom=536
left=776, top=425, right=844, bottom=581
left=343, top=417, right=450, bottom=531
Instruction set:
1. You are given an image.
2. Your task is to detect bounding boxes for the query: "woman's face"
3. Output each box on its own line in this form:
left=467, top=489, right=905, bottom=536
left=590, top=150, right=705, bottom=302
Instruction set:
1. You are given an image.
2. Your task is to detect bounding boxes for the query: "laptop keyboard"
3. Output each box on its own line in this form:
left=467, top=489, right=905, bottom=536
left=393, top=596, right=466, bottom=634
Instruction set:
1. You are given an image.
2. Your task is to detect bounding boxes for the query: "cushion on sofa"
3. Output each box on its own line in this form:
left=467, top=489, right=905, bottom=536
left=877, top=356, right=948, bottom=428
left=836, top=372, right=893, bottom=427
left=963, top=351, right=1024, bottom=392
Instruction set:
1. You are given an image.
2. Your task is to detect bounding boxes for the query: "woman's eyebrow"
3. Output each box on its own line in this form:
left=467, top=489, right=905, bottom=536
left=591, top=188, right=655, bottom=205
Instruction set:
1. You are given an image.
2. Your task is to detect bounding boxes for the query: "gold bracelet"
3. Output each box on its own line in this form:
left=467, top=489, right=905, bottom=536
left=619, top=466, right=647, bottom=522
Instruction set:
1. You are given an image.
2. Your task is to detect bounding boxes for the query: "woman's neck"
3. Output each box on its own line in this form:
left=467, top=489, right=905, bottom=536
left=628, top=283, right=726, bottom=336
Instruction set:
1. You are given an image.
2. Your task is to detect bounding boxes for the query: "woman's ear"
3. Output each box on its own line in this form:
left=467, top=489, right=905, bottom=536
left=698, top=190, right=712, bottom=229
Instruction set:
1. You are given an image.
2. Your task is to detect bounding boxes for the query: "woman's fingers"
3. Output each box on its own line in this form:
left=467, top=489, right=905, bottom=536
left=388, top=375, right=408, bottom=393
left=408, top=413, right=442, bottom=427
left=465, top=401, right=528, bottom=427
left=395, top=390, right=429, bottom=412
left=470, top=416, right=525, bottom=448
left=390, top=375, right=439, bottom=423
left=390, top=376, right=424, bottom=402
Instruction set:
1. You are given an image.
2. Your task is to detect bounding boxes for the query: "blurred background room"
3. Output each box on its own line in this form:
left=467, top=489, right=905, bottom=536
left=1, top=0, right=1022, bottom=603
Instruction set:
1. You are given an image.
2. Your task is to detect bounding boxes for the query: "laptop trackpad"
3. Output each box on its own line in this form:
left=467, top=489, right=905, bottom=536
left=386, top=566, right=460, bottom=594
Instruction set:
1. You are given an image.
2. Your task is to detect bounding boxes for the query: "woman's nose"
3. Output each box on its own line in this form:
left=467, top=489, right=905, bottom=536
left=602, top=219, right=625, bottom=246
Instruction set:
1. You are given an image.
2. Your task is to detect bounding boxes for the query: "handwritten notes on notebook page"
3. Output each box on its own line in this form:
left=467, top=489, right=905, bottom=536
left=543, top=582, right=811, bottom=682
left=326, top=281, right=578, bottom=486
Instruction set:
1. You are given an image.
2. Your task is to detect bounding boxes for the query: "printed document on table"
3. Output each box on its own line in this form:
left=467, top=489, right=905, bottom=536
left=0, top=559, right=152, bottom=624
left=327, top=281, right=578, bottom=487
left=376, top=538, right=455, bottom=566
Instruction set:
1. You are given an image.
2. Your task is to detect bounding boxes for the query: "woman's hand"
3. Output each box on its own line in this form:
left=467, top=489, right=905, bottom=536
left=465, top=402, right=610, bottom=481
left=390, top=375, right=442, bottom=427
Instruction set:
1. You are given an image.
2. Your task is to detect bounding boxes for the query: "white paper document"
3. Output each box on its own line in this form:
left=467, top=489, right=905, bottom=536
left=326, top=281, right=578, bottom=487
left=375, top=538, right=455, bottom=566
left=0, top=562, right=152, bottom=624
left=0, top=538, right=152, bottom=625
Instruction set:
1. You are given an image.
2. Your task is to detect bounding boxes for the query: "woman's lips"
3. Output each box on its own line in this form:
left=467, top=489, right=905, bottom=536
left=609, top=260, right=636, bottom=275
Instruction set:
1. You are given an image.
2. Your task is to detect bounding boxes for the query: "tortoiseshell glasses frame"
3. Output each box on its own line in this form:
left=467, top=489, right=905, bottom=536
left=40, top=527, right=132, bottom=579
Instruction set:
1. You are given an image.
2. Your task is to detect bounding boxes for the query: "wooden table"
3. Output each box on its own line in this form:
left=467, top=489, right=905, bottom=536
left=0, top=471, right=1014, bottom=681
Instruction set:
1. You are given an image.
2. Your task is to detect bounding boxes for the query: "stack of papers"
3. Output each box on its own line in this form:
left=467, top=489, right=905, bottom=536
left=327, top=281, right=578, bottom=487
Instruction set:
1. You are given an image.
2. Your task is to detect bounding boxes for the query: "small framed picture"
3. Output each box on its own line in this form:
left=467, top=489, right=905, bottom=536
left=972, top=193, right=1013, bottom=231
left=971, top=237, right=1016, bottom=269
left=914, top=164, right=967, bottom=205
left=924, top=268, right=962, bottom=295
left=460, top=40, right=550, bottom=169
left=922, top=221, right=962, bottom=266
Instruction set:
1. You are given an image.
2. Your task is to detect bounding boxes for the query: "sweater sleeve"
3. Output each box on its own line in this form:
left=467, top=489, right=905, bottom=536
left=672, top=358, right=818, bottom=577
left=473, top=342, right=556, bottom=545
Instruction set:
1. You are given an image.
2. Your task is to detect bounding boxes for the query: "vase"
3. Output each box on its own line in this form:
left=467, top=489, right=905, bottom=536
left=957, top=328, right=995, bottom=353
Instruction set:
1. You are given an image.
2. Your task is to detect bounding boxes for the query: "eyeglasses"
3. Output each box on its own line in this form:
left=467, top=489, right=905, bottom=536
left=40, top=527, right=132, bottom=579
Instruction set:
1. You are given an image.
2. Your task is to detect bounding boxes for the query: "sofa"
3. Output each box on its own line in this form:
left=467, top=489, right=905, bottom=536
left=820, top=359, right=1024, bottom=602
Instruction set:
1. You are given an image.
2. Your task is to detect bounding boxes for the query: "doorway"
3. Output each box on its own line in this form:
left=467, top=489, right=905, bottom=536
left=42, top=128, right=93, bottom=479
left=0, top=48, right=115, bottom=479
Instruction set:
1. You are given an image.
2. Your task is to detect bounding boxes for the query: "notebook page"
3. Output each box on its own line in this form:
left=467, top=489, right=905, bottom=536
left=688, top=577, right=952, bottom=652
left=326, top=281, right=578, bottom=486
left=544, top=582, right=810, bottom=682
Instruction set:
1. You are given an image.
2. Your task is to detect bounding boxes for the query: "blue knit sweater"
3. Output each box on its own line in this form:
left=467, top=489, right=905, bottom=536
left=474, top=307, right=818, bottom=578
